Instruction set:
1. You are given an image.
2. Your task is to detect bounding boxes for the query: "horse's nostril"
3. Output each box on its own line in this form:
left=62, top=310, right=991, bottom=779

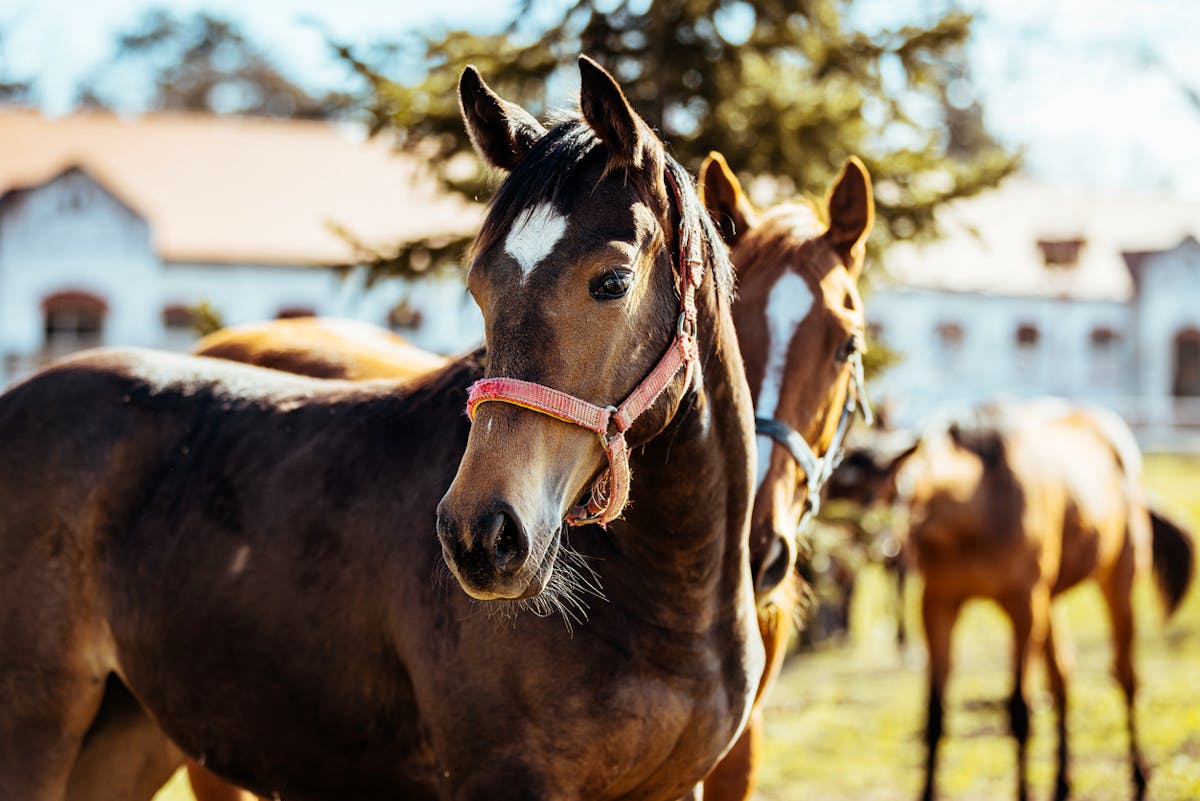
left=485, top=509, right=526, bottom=571
left=756, top=535, right=794, bottom=598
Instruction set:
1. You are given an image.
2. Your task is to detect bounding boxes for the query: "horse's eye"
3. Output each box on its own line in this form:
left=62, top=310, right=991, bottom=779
left=590, top=270, right=633, bottom=301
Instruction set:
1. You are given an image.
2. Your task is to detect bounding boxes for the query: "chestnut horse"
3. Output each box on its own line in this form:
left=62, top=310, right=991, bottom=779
left=697, top=152, right=873, bottom=800
left=0, top=58, right=761, bottom=801
left=846, top=400, right=1194, bottom=801
left=179, top=152, right=875, bottom=801
left=196, top=317, right=447, bottom=380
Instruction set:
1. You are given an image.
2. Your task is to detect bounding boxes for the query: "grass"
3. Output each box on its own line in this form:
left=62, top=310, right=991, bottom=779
left=153, top=455, right=1200, bottom=801
left=755, top=453, right=1200, bottom=801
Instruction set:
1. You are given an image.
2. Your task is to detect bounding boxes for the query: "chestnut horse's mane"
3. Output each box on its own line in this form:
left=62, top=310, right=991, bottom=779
left=470, top=115, right=736, bottom=302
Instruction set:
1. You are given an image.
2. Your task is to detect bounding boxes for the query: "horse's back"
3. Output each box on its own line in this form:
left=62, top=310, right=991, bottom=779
left=0, top=347, right=457, bottom=797
left=195, top=318, right=449, bottom=381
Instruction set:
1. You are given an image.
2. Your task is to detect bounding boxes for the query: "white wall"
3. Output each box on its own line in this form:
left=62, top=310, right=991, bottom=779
left=1135, top=238, right=1200, bottom=435
left=0, top=171, right=485, bottom=388
left=867, top=286, right=1135, bottom=427
left=0, top=170, right=158, bottom=355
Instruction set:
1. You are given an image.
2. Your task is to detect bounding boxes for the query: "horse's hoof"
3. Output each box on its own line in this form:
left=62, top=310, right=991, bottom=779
left=1133, top=763, right=1147, bottom=800
left=1054, top=776, right=1070, bottom=801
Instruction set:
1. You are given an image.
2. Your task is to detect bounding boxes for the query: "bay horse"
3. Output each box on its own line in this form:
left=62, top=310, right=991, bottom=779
left=179, top=151, right=875, bottom=801
left=849, top=400, right=1194, bottom=801
left=0, top=58, right=762, bottom=801
left=181, top=152, right=873, bottom=801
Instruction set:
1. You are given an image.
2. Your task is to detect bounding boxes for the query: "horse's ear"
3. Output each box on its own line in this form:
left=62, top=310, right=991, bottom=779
left=699, top=151, right=758, bottom=245
left=578, top=55, right=655, bottom=170
left=824, top=156, right=874, bottom=273
left=459, top=65, right=546, bottom=172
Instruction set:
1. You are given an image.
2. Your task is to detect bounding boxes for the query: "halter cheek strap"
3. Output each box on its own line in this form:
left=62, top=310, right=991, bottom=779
left=755, top=349, right=873, bottom=531
left=465, top=169, right=703, bottom=528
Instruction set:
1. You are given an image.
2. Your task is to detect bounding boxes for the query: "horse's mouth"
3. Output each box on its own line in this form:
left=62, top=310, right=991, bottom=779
left=513, top=526, right=562, bottom=599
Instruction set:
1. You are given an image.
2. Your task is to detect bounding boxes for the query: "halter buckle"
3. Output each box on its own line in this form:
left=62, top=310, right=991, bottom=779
left=676, top=312, right=697, bottom=340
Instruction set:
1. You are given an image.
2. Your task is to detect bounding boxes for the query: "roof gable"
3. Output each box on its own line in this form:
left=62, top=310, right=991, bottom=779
left=0, top=110, right=482, bottom=266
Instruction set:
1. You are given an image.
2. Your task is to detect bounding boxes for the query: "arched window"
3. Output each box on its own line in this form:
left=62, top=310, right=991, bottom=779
left=1173, top=328, right=1200, bottom=397
left=1015, top=323, right=1040, bottom=348
left=42, top=290, right=106, bottom=351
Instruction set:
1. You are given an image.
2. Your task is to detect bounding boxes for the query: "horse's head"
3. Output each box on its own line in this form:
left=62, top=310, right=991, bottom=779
left=437, top=58, right=712, bottom=601
left=701, top=152, right=873, bottom=602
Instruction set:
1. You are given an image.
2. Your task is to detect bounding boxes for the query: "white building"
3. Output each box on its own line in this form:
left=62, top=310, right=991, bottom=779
left=868, top=178, right=1200, bottom=449
left=0, top=110, right=485, bottom=388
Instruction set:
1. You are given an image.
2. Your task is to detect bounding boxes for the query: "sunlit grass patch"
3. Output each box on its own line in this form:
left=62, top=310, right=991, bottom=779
left=756, top=453, right=1200, bottom=800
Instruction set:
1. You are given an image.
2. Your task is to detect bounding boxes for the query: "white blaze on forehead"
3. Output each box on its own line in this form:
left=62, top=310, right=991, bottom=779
left=755, top=268, right=815, bottom=489
left=504, top=202, right=568, bottom=281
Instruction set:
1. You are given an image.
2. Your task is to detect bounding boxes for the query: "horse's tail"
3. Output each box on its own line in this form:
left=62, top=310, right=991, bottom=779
left=1149, top=506, right=1195, bottom=618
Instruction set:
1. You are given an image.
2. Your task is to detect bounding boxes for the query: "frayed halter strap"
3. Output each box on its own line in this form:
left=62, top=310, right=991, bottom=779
left=466, top=169, right=703, bottom=528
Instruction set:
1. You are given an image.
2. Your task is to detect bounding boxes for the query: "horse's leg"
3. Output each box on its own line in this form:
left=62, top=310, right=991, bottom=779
left=65, top=678, right=186, bottom=801
left=0, top=661, right=106, bottom=801
left=920, top=588, right=962, bottom=801
left=1043, top=615, right=1072, bottom=801
left=1101, top=548, right=1147, bottom=799
left=895, top=556, right=908, bottom=648
left=1001, top=585, right=1049, bottom=801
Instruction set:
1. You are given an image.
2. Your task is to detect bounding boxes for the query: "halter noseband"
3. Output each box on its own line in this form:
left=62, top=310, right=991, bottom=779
left=466, top=169, right=703, bottom=528
left=755, top=349, right=873, bottom=532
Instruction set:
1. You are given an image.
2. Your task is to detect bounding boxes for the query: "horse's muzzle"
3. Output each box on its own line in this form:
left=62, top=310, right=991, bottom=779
left=436, top=499, right=553, bottom=600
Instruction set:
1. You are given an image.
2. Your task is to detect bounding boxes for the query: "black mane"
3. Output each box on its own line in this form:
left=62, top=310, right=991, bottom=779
left=471, top=115, right=734, bottom=301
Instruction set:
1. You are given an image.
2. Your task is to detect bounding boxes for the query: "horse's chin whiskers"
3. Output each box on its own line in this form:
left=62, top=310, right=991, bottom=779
left=466, top=537, right=606, bottom=635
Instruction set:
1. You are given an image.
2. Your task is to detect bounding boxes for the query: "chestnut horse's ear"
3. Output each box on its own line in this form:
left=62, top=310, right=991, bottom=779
left=824, top=156, right=874, bottom=273
left=459, top=65, right=546, bottom=172
left=699, top=151, right=758, bottom=245
left=578, top=55, right=654, bottom=170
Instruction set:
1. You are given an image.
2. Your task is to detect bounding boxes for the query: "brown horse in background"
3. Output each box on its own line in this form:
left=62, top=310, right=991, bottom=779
left=0, top=58, right=762, bottom=801
left=859, top=400, right=1194, bottom=801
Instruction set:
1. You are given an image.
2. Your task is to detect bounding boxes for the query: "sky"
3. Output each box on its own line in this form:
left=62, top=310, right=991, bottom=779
left=3, top=0, right=1199, bottom=197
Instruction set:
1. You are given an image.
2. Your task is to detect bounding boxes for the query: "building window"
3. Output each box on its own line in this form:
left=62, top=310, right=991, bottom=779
left=42, top=290, right=106, bottom=350
left=1037, top=238, right=1085, bottom=268
left=387, top=299, right=423, bottom=331
left=162, top=304, right=196, bottom=330
left=936, top=321, right=963, bottom=348
left=1173, top=328, right=1200, bottom=397
left=1015, top=323, right=1040, bottom=348
left=1089, top=326, right=1120, bottom=349
left=276, top=306, right=316, bottom=320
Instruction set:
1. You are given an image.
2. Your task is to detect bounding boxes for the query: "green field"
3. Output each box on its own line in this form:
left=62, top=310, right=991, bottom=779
left=153, top=455, right=1200, bottom=801
left=755, top=453, right=1200, bottom=801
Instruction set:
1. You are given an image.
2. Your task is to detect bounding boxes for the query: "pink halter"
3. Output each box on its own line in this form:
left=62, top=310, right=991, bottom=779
left=466, top=170, right=704, bottom=527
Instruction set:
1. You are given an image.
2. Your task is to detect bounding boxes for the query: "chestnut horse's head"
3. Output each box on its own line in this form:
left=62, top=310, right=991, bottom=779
left=700, top=152, right=874, bottom=602
left=436, top=58, right=725, bottom=601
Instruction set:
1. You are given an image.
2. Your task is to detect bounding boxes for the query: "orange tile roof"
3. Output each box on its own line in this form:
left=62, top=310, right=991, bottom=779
left=0, top=109, right=483, bottom=266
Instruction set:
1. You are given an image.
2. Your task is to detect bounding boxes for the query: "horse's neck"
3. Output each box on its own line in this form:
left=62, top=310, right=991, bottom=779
left=606, top=294, right=755, bottom=633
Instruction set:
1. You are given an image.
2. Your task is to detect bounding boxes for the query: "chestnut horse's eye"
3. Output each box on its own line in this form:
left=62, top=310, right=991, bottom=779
left=839, top=334, right=862, bottom=361
left=590, top=270, right=633, bottom=301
